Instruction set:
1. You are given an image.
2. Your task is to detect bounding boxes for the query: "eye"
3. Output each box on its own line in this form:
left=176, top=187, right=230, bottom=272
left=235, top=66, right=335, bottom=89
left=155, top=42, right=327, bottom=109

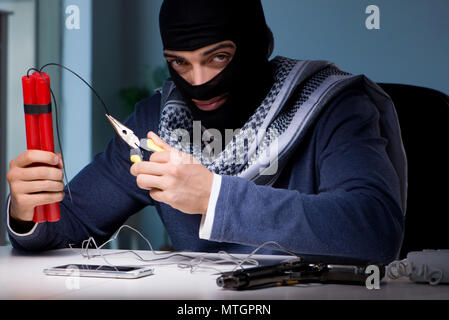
left=212, top=54, right=230, bottom=63
left=171, top=58, right=186, bottom=68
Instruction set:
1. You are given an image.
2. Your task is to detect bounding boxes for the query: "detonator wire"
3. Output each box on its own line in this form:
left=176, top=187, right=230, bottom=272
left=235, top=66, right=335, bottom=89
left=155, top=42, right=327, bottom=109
left=26, top=62, right=122, bottom=204
left=71, top=224, right=301, bottom=275
left=38, top=63, right=111, bottom=115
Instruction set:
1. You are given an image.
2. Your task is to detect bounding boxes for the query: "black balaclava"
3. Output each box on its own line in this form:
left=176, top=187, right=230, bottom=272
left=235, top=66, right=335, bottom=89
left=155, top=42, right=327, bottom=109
left=159, top=0, right=274, bottom=138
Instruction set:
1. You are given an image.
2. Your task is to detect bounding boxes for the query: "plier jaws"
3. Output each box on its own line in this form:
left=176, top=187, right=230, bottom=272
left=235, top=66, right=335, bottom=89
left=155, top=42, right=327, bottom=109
left=106, top=114, right=140, bottom=149
left=106, top=114, right=164, bottom=163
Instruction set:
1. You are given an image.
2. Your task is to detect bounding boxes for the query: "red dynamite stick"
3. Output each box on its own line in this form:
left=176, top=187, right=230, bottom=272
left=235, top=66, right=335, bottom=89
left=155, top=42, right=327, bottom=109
left=21, top=72, right=61, bottom=222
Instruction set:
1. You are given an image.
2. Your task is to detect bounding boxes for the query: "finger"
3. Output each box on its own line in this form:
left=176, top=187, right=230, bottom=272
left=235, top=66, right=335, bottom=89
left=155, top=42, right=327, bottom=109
left=55, top=152, right=64, bottom=169
left=26, top=192, right=65, bottom=207
left=16, top=166, right=64, bottom=182
left=11, top=150, right=60, bottom=169
left=147, top=131, right=172, bottom=151
left=149, top=151, right=171, bottom=164
left=136, top=174, right=166, bottom=191
left=15, top=180, right=65, bottom=194
left=130, top=161, right=166, bottom=177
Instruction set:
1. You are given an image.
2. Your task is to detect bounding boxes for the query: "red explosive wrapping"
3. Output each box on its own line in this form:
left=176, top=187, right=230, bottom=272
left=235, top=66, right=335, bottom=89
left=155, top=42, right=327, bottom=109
left=21, top=72, right=60, bottom=223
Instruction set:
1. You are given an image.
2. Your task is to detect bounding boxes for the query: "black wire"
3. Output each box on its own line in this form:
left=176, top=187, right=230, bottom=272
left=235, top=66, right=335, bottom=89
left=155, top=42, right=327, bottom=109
left=39, top=63, right=111, bottom=115
left=27, top=63, right=116, bottom=205
left=26, top=68, right=39, bottom=77
left=25, top=68, right=73, bottom=204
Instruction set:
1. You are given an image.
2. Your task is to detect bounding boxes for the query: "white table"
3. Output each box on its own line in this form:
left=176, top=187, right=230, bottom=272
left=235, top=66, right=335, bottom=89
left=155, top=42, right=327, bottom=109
left=1, top=246, right=448, bottom=300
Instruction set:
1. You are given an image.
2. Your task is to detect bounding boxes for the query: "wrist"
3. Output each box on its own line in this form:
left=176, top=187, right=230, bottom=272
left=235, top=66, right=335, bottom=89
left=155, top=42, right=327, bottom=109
left=7, top=195, right=36, bottom=236
left=9, top=197, right=33, bottom=223
left=201, top=171, right=214, bottom=215
left=199, top=174, right=222, bottom=240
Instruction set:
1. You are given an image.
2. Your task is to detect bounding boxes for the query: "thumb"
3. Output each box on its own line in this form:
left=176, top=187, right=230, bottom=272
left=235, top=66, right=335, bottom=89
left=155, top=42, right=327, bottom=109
left=55, top=152, right=64, bottom=168
left=147, top=131, right=172, bottom=152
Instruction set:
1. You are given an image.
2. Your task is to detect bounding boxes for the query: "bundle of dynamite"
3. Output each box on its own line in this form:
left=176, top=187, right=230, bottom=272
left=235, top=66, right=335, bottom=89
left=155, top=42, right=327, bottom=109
left=21, top=72, right=60, bottom=223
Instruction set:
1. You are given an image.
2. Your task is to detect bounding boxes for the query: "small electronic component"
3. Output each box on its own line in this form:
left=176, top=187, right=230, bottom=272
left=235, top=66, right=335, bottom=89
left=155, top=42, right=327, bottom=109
left=387, top=250, right=449, bottom=285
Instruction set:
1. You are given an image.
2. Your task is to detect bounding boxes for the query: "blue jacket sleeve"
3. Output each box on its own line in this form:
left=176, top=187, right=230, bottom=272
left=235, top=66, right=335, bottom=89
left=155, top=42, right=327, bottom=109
left=6, top=96, right=159, bottom=252
left=208, top=89, right=404, bottom=264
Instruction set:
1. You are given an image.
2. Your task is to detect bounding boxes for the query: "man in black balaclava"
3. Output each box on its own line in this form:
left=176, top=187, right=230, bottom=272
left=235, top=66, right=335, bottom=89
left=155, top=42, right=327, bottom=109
left=7, top=0, right=405, bottom=267
left=159, top=0, right=275, bottom=139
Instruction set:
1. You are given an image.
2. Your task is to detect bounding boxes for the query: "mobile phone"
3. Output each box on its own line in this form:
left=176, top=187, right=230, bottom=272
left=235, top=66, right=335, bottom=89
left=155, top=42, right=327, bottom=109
left=43, top=264, right=154, bottom=279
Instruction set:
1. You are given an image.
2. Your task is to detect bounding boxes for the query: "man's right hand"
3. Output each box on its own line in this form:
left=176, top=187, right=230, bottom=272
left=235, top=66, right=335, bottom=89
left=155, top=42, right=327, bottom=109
left=6, top=150, right=65, bottom=222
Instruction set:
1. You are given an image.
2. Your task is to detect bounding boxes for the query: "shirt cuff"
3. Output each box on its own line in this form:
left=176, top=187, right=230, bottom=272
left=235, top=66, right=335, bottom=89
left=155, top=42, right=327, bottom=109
left=199, top=174, right=222, bottom=240
left=6, top=195, right=38, bottom=237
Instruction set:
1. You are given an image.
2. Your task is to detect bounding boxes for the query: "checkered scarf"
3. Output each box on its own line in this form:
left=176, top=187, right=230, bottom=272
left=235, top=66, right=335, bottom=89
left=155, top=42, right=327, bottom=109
left=158, top=56, right=352, bottom=184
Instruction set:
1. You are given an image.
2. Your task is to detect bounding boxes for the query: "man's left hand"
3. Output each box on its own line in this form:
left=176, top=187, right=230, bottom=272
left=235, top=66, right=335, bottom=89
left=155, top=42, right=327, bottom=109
left=130, top=131, right=214, bottom=215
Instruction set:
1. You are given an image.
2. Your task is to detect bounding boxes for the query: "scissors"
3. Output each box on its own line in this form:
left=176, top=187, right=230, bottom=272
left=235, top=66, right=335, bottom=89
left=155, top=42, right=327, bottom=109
left=106, top=114, right=164, bottom=163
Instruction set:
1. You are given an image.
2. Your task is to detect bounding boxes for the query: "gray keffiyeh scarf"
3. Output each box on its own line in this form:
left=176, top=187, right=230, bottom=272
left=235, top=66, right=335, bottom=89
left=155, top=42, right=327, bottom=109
left=158, top=56, right=407, bottom=211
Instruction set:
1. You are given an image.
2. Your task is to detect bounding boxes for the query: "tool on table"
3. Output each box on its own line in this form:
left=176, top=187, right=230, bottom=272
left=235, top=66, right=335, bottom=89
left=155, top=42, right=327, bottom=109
left=22, top=72, right=60, bottom=223
left=106, top=114, right=165, bottom=163
left=216, top=258, right=385, bottom=290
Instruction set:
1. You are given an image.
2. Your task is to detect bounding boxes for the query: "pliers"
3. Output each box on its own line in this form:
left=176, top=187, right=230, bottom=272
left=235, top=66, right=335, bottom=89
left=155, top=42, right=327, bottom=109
left=106, top=114, right=164, bottom=163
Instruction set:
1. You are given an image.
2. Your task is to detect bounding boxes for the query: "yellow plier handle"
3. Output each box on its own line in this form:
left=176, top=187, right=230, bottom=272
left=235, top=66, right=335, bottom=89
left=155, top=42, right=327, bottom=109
left=130, top=148, right=144, bottom=164
left=130, top=138, right=165, bottom=163
left=144, top=138, right=165, bottom=153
